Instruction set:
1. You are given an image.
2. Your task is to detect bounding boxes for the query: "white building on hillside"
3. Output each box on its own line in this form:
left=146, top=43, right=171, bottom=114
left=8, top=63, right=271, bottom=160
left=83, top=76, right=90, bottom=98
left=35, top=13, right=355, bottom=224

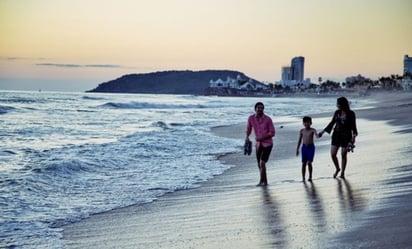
left=209, top=75, right=269, bottom=91
left=209, top=75, right=242, bottom=88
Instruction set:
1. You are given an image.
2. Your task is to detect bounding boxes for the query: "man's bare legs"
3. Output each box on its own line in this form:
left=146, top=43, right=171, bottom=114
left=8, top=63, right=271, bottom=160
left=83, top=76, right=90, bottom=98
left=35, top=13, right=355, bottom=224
left=330, top=145, right=340, bottom=178
left=258, top=160, right=268, bottom=186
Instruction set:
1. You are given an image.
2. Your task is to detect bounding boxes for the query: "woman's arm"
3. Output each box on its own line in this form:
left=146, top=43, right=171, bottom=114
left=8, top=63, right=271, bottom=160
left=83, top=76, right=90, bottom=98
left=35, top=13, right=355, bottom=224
left=351, top=111, right=358, bottom=143
left=319, top=111, right=337, bottom=137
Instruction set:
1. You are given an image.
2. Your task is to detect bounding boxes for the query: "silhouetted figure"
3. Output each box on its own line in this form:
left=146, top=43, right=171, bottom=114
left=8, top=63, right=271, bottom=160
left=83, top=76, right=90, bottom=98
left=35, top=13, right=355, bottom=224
left=319, top=97, right=358, bottom=178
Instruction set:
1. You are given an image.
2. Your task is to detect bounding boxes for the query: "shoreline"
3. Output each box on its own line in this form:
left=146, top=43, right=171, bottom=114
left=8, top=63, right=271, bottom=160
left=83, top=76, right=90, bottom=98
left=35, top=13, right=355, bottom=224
left=63, top=92, right=412, bottom=248
left=212, top=92, right=412, bottom=248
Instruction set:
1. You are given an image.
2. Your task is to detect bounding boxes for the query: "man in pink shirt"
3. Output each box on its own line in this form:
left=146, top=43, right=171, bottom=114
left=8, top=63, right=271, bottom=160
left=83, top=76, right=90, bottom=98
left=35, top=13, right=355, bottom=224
left=246, top=102, right=275, bottom=186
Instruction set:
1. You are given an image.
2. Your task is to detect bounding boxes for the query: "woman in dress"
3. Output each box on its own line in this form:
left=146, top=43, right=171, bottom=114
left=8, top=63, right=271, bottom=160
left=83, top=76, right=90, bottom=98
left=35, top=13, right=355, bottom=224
left=319, top=97, right=358, bottom=178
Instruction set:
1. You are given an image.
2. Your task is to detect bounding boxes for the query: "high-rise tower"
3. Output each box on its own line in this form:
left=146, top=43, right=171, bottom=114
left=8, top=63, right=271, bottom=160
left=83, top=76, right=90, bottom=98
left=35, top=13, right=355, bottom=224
left=281, top=66, right=292, bottom=81
left=291, top=56, right=305, bottom=82
left=404, top=55, right=412, bottom=75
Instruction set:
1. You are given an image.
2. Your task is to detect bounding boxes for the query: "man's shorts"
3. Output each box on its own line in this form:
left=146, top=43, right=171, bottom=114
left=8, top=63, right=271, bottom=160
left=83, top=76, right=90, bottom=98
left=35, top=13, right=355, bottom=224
left=301, top=144, right=315, bottom=163
left=256, top=144, right=273, bottom=163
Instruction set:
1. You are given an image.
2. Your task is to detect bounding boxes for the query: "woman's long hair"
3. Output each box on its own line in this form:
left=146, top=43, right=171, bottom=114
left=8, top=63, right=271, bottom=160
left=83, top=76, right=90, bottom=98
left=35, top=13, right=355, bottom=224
left=337, top=97, right=350, bottom=112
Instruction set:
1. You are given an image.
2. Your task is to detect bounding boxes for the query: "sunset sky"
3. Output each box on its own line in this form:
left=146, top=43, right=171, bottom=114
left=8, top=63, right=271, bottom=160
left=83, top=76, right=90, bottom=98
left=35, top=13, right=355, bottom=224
left=1, top=0, right=411, bottom=92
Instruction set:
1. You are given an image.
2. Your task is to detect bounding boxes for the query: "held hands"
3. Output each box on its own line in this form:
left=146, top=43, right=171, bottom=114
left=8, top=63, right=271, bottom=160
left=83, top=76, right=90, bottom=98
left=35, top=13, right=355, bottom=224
left=318, top=130, right=324, bottom=138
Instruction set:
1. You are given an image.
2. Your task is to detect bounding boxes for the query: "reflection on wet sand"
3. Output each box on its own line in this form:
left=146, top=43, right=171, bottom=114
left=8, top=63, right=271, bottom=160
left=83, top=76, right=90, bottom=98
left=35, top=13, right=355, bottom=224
left=260, top=186, right=286, bottom=248
left=336, top=178, right=367, bottom=213
left=303, top=181, right=327, bottom=232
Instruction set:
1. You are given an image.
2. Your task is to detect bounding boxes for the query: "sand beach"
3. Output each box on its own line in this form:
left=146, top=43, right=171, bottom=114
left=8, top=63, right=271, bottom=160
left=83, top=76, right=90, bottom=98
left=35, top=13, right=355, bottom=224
left=63, top=92, right=412, bottom=249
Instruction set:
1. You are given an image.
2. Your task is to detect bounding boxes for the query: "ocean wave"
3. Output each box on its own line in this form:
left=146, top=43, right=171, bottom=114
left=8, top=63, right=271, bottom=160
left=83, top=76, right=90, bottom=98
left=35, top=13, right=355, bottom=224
left=169, top=122, right=186, bottom=126
left=31, top=159, right=89, bottom=175
left=151, top=121, right=170, bottom=129
left=99, top=101, right=207, bottom=109
left=0, top=150, right=17, bottom=156
left=0, top=105, right=15, bottom=114
left=0, top=96, right=39, bottom=104
left=82, top=95, right=106, bottom=100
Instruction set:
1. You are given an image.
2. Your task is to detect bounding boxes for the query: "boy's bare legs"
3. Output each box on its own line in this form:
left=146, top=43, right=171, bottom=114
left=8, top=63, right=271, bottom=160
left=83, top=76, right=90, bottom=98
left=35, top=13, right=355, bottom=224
left=330, top=145, right=340, bottom=178
left=308, top=162, right=313, bottom=181
left=302, top=162, right=307, bottom=181
left=340, top=148, right=348, bottom=178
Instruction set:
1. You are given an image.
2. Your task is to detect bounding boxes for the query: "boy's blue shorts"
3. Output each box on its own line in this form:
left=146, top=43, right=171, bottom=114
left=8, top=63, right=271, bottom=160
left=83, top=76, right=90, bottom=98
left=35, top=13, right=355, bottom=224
left=301, top=144, right=315, bottom=163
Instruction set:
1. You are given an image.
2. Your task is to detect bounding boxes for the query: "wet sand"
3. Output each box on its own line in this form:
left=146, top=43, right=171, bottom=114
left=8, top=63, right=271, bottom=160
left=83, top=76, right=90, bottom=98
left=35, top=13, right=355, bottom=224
left=63, top=91, right=412, bottom=249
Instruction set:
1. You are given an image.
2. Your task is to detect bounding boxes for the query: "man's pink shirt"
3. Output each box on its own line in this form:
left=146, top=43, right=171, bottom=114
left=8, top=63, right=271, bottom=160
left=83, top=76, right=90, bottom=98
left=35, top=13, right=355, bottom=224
left=246, top=113, right=275, bottom=148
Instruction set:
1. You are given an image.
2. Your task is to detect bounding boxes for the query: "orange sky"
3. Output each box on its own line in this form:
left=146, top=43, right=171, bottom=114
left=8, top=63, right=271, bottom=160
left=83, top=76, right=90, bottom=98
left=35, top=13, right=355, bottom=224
left=1, top=0, right=411, bottom=91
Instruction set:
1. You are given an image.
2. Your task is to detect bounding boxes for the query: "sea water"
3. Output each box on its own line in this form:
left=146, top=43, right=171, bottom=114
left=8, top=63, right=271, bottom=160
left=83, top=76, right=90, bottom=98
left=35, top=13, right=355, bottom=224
left=0, top=91, right=375, bottom=248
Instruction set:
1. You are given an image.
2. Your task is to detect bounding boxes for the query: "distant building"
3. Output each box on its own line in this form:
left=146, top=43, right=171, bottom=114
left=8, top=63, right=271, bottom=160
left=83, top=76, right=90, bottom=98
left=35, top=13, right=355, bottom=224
left=277, top=56, right=310, bottom=87
left=281, top=66, right=292, bottom=81
left=209, top=75, right=241, bottom=88
left=401, top=78, right=411, bottom=90
left=404, top=55, right=412, bottom=75
left=291, top=56, right=305, bottom=82
left=208, top=74, right=269, bottom=91
left=206, top=74, right=271, bottom=96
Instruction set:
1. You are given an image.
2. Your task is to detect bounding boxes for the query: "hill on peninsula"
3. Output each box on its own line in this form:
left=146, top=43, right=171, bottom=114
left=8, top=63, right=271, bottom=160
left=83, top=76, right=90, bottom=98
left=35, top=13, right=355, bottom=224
left=87, top=70, right=262, bottom=95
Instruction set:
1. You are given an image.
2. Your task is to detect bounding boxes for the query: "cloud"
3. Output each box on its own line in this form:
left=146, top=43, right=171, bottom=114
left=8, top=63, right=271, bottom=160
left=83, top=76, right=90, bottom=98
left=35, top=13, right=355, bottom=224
left=1, top=56, right=26, bottom=61
left=36, top=63, right=82, bottom=67
left=2, top=57, right=131, bottom=69
left=1, top=57, right=48, bottom=61
left=85, top=64, right=122, bottom=68
left=35, top=63, right=123, bottom=68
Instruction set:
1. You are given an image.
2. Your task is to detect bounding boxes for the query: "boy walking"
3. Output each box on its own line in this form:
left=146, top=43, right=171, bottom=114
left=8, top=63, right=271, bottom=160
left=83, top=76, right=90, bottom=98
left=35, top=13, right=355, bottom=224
left=296, top=116, right=319, bottom=181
